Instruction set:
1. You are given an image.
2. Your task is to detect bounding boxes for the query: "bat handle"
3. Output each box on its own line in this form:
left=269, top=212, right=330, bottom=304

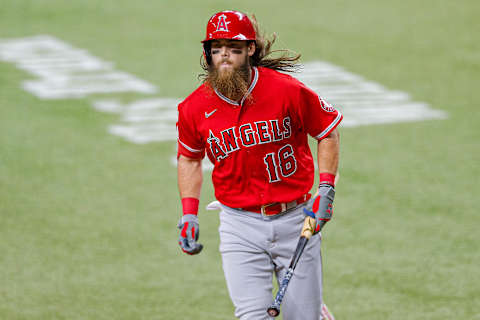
left=267, top=267, right=294, bottom=317
left=266, top=217, right=326, bottom=318
left=267, top=306, right=280, bottom=317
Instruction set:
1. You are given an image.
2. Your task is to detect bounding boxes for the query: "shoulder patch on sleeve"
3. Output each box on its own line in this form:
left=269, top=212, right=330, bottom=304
left=319, top=96, right=335, bottom=112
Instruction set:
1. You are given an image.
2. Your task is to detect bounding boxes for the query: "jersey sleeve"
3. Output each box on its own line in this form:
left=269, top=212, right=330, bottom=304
left=177, top=102, right=205, bottom=159
left=297, top=82, right=343, bottom=140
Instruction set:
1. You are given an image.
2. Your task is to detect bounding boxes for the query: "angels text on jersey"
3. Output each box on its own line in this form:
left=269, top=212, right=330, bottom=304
left=206, top=117, right=291, bottom=161
left=204, top=116, right=297, bottom=183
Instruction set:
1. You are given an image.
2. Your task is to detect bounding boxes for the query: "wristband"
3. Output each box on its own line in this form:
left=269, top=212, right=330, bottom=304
left=181, top=197, right=199, bottom=215
left=319, top=172, right=336, bottom=187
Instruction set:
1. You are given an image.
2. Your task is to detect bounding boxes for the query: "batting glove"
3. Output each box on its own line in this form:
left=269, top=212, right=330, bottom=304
left=303, top=184, right=335, bottom=234
left=177, top=214, right=203, bottom=255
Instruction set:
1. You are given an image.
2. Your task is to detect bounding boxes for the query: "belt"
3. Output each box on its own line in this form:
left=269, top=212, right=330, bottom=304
left=240, top=194, right=311, bottom=216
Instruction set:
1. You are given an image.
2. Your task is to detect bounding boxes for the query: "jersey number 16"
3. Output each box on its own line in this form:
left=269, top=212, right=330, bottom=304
left=263, top=144, right=297, bottom=183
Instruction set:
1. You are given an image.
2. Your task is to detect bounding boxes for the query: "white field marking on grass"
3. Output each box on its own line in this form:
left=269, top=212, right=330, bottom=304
left=0, top=35, right=448, bottom=171
left=92, top=61, right=447, bottom=149
left=92, top=98, right=180, bottom=144
left=0, top=35, right=156, bottom=98
left=294, top=61, right=448, bottom=127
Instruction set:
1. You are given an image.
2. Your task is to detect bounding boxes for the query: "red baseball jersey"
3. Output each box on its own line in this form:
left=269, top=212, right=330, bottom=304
left=177, top=66, right=342, bottom=208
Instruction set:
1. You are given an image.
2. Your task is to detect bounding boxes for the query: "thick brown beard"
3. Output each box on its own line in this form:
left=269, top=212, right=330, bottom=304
left=206, top=61, right=251, bottom=103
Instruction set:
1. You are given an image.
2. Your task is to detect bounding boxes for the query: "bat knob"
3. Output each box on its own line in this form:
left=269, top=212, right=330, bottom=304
left=267, top=306, right=280, bottom=317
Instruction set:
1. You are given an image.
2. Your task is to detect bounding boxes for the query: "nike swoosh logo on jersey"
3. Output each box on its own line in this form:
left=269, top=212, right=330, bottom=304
left=205, top=109, right=217, bottom=118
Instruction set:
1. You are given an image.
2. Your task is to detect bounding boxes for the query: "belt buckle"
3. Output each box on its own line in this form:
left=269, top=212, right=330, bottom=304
left=260, top=202, right=277, bottom=216
left=261, top=202, right=287, bottom=216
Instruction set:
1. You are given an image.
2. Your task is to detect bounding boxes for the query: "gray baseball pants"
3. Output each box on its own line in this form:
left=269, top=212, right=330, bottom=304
left=217, top=203, right=324, bottom=320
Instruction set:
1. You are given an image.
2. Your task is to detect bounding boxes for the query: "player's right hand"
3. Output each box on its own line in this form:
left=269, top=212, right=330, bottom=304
left=303, top=184, right=335, bottom=234
left=177, top=214, right=203, bottom=255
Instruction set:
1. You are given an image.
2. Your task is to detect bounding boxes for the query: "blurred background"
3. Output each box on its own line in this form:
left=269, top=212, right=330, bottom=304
left=0, top=1, right=479, bottom=319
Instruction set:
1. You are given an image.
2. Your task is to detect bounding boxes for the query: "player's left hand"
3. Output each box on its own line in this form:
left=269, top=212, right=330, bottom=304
left=303, top=184, right=335, bottom=234
left=177, top=214, right=203, bottom=255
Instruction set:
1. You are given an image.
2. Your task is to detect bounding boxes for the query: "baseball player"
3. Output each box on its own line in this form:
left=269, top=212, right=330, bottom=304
left=177, top=10, right=342, bottom=320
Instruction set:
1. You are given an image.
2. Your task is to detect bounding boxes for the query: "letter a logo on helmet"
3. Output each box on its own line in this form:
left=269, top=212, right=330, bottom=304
left=215, top=14, right=230, bottom=32
left=202, top=10, right=256, bottom=43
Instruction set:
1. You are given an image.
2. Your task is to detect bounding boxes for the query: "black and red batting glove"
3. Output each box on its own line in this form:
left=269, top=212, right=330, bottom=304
left=177, top=198, right=203, bottom=255
left=303, top=173, right=336, bottom=234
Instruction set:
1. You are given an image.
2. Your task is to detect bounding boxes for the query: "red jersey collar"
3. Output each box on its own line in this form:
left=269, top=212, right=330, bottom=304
left=213, top=66, right=259, bottom=106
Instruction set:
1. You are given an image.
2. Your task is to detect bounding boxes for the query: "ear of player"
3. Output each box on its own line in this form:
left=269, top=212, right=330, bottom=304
left=178, top=214, right=203, bottom=255
left=303, top=184, right=335, bottom=233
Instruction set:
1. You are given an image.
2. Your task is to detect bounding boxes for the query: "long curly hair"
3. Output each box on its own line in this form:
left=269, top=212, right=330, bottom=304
left=248, top=14, right=302, bottom=72
left=200, top=14, right=302, bottom=79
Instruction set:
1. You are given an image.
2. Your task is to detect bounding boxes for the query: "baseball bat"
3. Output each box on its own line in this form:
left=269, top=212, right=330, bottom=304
left=267, top=217, right=326, bottom=317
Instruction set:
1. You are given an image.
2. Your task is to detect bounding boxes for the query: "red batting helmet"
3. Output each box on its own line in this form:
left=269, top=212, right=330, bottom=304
left=202, top=10, right=256, bottom=43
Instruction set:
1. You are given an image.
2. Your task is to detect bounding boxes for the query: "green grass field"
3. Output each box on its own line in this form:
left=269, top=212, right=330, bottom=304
left=1, top=1, right=479, bottom=319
